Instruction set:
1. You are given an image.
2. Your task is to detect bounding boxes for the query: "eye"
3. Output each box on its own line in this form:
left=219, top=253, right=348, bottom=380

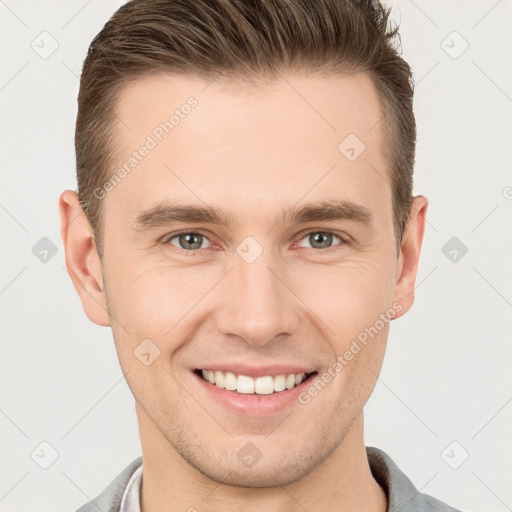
left=162, top=229, right=347, bottom=255
left=297, top=231, right=344, bottom=251
left=166, top=231, right=212, bottom=251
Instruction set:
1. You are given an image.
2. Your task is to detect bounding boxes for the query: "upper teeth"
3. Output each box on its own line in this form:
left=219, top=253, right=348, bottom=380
left=200, top=369, right=308, bottom=395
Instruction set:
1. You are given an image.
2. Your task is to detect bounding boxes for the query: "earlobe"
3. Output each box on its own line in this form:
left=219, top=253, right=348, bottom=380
left=59, top=190, right=110, bottom=326
left=392, top=195, right=429, bottom=319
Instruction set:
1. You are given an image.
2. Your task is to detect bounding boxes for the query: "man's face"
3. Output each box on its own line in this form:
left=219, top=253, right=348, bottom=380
left=92, top=72, right=410, bottom=486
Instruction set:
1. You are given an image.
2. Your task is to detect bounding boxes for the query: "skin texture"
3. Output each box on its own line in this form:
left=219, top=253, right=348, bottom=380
left=60, top=71, right=427, bottom=511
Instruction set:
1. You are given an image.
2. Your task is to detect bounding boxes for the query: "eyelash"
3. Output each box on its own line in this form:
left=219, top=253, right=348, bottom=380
left=161, top=229, right=349, bottom=256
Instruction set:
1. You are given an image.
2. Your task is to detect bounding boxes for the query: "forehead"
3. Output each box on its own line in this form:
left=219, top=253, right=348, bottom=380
left=114, top=71, right=384, bottom=146
left=105, top=71, right=390, bottom=227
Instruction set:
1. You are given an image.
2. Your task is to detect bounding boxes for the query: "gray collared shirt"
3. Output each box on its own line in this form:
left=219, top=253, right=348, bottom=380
left=76, top=446, right=462, bottom=511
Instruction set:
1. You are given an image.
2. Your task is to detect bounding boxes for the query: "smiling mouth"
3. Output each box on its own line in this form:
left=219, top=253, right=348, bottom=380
left=194, top=369, right=318, bottom=395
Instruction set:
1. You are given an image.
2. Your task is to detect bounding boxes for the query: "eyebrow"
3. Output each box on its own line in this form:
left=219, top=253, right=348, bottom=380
left=132, top=199, right=373, bottom=231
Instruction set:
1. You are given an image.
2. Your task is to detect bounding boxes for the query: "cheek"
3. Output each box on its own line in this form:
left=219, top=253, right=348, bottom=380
left=105, top=261, right=221, bottom=383
left=105, top=257, right=206, bottom=328
left=290, top=253, right=395, bottom=321
left=328, top=319, right=389, bottom=413
left=103, top=268, right=177, bottom=373
left=287, top=254, right=395, bottom=378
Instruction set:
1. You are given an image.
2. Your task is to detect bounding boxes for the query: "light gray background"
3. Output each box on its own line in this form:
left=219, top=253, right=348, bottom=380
left=1, top=1, right=511, bottom=511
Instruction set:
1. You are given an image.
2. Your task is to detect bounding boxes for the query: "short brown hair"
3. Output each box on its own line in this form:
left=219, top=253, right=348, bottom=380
left=76, top=0, right=416, bottom=258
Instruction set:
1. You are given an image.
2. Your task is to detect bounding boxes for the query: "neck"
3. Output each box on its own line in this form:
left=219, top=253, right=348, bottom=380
left=137, top=408, right=387, bottom=512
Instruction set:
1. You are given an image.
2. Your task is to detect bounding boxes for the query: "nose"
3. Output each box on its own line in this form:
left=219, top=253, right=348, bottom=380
left=214, top=249, right=300, bottom=347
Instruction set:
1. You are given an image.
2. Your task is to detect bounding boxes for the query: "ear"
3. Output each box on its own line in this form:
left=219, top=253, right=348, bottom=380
left=59, top=190, right=110, bottom=326
left=392, top=195, right=428, bottom=319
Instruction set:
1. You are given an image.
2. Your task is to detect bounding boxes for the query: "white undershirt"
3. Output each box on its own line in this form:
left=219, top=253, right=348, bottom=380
left=119, top=463, right=143, bottom=512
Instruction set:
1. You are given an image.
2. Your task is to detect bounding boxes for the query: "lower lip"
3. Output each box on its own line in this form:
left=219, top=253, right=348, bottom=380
left=192, top=371, right=316, bottom=417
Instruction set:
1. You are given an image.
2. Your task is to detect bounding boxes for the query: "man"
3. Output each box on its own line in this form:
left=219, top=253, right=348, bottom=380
left=59, top=0, right=461, bottom=510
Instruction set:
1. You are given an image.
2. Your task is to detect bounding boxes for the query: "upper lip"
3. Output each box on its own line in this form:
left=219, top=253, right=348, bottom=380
left=194, top=364, right=317, bottom=378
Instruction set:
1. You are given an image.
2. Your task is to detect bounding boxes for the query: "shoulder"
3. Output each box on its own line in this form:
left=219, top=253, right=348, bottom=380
left=74, top=456, right=143, bottom=512
left=366, top=446, right=463, bottom=512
